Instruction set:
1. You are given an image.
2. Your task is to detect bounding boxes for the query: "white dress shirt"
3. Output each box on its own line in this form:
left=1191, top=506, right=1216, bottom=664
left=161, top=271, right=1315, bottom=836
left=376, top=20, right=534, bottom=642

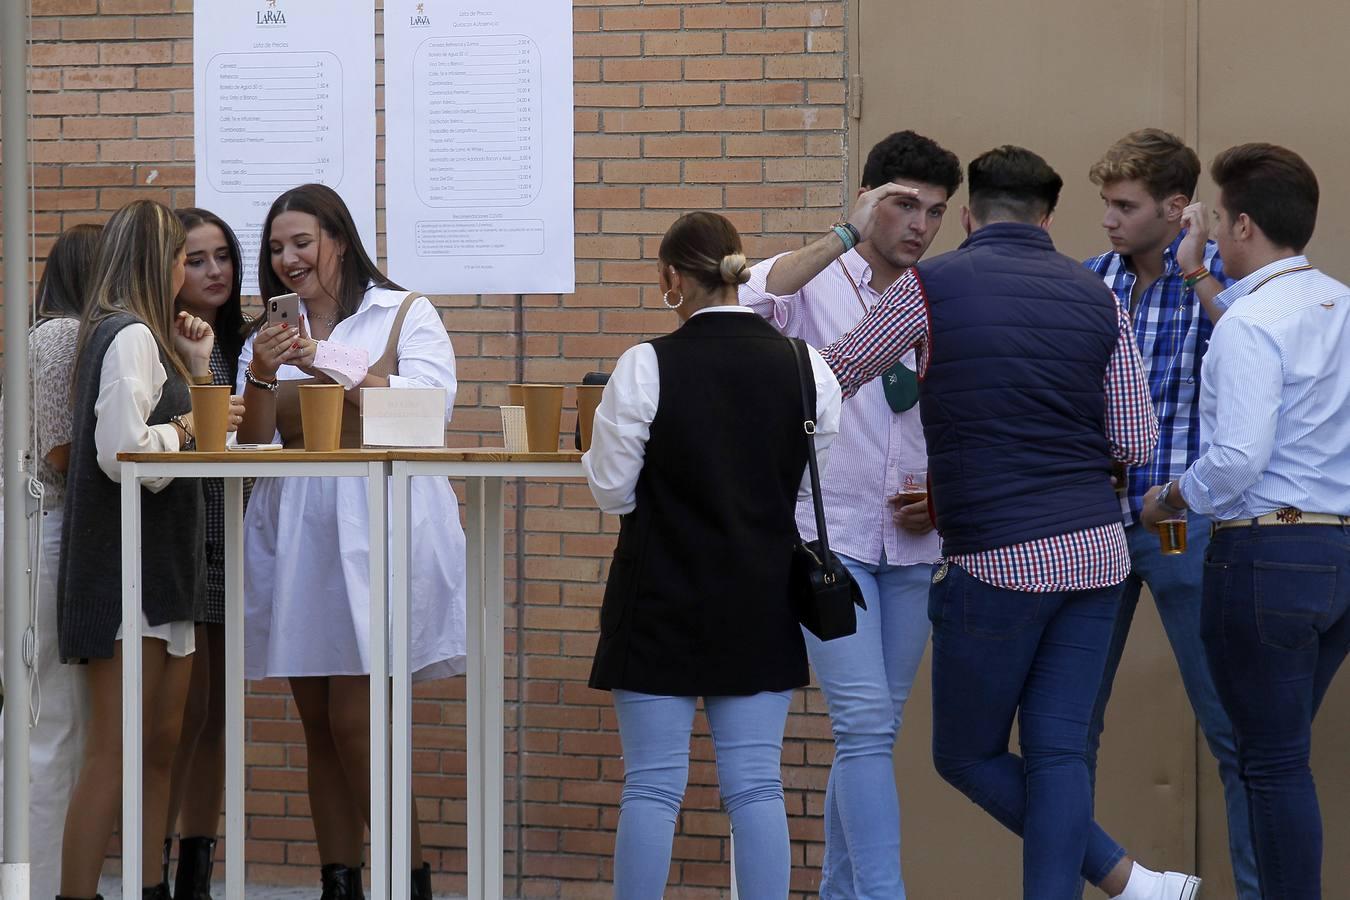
left=741, top=250, right=940, bottom=566
left=1180, top=256, right=1350, bottom=519
left=95, top=323, right=182, bottom=491
left=583, top=305, right=842, bottom=515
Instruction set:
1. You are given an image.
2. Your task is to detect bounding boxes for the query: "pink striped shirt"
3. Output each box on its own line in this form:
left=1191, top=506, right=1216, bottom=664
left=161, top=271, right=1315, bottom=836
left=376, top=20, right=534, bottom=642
left=821, top=267, right=1159, bottom=592
left=740, top=250, right=941, bottom=567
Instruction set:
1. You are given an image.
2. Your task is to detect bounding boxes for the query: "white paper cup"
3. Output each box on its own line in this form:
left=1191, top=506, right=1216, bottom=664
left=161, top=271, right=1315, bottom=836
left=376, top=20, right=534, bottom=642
left=501, top=405, right=528, bottom=452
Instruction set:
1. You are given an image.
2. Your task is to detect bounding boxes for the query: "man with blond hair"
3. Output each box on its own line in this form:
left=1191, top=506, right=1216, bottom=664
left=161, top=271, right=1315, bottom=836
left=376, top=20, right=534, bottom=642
left=1084, top=128, right=1257, bottom=898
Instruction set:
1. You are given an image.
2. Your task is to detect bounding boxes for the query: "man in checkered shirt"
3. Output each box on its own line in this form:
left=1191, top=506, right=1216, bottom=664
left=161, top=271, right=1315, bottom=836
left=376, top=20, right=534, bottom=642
left=1082, top=129, right=1256, bottom=900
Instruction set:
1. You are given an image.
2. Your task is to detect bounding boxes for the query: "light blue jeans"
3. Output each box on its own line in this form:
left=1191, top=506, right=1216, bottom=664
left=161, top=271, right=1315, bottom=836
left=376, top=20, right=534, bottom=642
left=802, top=554, right=932, bottom=899
left=611, top=689, right=794, bottom=900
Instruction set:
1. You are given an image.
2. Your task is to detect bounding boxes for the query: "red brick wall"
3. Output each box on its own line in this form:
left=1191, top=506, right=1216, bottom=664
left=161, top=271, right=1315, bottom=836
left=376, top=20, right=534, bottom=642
left=0, top=1, right=850, bottom=894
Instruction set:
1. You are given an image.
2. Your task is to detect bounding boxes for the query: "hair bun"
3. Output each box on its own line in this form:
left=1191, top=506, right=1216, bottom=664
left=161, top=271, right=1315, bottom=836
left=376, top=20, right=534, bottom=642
left=719, top=253, right=750, bottom=286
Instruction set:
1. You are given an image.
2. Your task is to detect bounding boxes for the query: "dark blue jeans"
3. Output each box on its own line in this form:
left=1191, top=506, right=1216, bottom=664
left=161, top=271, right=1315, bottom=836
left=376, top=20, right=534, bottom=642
left=1085, top=514, right=1258, bottom=899
left=929, top=563, right=1128, bottom=899
left=1202, top=524, right=1350, bottom=900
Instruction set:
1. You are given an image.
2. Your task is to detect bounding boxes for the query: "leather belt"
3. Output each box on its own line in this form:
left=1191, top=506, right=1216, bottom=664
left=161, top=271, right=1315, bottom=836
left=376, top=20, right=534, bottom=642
left=1212, top=508, right=1350, bottom=533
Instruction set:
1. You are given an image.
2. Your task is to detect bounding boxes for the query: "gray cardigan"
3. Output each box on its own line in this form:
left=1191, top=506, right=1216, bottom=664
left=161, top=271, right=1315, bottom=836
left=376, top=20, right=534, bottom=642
left=58, top=313, right=203, bottom=661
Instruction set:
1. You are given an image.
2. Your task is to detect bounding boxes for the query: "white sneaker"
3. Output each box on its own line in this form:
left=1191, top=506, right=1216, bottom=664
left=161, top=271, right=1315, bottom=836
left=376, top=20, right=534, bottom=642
left=1153, top=872, right=1201, bottom=900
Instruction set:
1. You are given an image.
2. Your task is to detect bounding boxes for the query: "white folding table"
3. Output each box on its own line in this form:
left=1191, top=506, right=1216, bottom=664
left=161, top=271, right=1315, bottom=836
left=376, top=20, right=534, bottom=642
left=118, top=450, right=393, bottom=900
left=386, top=450, right=584, bottom=900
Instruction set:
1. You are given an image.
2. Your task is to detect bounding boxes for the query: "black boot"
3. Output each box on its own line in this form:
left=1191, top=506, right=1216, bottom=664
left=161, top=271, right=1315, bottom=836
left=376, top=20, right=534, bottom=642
left=174, top=836, right=217, bottom=900
left=142, top=884, right=171, bottom=900
left=319, top=863, right=365, bottom=900
left=411, top=862, right=433, bottom=900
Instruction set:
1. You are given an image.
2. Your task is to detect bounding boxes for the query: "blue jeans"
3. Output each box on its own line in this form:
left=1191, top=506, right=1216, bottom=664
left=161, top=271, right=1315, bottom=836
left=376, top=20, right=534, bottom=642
left=929, top=563, right=1128, bottom=899
left=1085, top=514, right=1259, bottom=900
left=1202, top=524, right=1350, bottom=900
left=803, top=555, right=931, bottom=899
left=611, top=689, right=794, bottom=900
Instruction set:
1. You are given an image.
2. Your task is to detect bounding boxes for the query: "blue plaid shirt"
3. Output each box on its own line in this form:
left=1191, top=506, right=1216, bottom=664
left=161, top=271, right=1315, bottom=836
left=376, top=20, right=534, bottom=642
left=1084, top=233, right=1232, bottom=525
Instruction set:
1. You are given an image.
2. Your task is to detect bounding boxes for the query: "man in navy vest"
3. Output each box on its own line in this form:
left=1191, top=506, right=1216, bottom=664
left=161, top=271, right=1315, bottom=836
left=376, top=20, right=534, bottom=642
left=822, top=146, right=1199, bottom=899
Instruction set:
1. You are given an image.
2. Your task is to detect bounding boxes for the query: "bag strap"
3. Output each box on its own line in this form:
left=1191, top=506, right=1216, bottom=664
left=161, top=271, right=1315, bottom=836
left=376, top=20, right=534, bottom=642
left=789, top=337, right=832, bottom=555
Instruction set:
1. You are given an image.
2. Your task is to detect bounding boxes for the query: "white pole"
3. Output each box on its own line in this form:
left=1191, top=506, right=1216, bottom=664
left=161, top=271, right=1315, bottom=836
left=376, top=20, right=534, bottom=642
left=1, top=1, right=35, bottom=890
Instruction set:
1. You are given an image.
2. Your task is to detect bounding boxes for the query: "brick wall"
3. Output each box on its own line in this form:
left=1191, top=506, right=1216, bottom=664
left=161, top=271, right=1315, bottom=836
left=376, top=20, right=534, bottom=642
left=0, top=1, right=850, bottom=895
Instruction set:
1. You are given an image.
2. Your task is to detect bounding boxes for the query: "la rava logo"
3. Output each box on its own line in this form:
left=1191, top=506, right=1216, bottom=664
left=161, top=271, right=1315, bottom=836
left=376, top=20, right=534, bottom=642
left=410, top=2, right=431, bottom=26
left=257, top=0, right=287, bottom=26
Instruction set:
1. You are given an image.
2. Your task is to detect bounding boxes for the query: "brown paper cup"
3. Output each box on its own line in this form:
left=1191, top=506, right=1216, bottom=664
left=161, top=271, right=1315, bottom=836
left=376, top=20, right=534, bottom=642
left=575, top=385, right=604, bottom=452
left=516, top=384, right=563, bottom=452
left=189, top=384, right=231, bottom=452
left=507, top=383, right=526, bottom=407
left=299, top=383, right=344, bottom=452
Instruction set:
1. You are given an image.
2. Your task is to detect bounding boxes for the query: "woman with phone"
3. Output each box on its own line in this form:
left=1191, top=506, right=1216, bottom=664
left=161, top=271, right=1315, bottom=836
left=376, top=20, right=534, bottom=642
left=57, top=200, right=242, bottom=900
left=162, top=207, right=250, bottom=898
left=583, top=212, right=842, bottom=898
left=0, top=223, right=102, bottom=900
left=235, top=183, right=465, bottom=900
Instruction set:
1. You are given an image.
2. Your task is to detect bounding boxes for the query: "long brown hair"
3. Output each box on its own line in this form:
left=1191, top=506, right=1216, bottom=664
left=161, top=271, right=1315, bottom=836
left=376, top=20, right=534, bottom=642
left=252, top=183, right=400, bottom=334
left=36, top=223, right=104, bottom=321
left=176, top=207, right=247, bottom=385
left=76, top=200, right=188, bottom=379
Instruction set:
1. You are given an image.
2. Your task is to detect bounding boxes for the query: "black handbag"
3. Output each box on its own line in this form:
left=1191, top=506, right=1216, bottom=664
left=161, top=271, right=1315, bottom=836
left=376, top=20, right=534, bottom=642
left=787, top=338, right=866, bottom=641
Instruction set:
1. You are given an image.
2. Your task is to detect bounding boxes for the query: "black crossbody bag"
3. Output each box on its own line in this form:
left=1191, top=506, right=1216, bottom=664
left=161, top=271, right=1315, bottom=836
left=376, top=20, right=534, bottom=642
left=787, top=338, right=866, bottom=640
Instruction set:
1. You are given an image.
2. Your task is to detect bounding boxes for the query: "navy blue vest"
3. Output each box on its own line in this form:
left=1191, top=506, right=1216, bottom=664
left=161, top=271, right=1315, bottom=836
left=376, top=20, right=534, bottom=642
left=916, top=223, right=1123, bottom=555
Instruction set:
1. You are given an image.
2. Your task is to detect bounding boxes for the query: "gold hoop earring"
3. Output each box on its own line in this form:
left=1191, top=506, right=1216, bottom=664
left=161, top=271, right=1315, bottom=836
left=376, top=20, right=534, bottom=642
left=662, top=289, right=684, bottom=310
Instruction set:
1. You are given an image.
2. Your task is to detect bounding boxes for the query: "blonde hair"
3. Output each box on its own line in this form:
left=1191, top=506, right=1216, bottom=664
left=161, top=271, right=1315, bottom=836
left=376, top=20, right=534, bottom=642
left=1089, top=128, right=1201, bottom=202
left=659, top=211, right=750, bottom=293
left=77, top=200, right=189, bottom=379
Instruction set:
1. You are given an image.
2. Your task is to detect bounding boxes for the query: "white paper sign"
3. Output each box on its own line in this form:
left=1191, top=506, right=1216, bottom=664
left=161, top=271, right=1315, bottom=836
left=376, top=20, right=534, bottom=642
left=194, top=0, right=377, bottom=295
left=383, top=0, right=575, bottom=295
left=360, top=387, right=447, bottom=447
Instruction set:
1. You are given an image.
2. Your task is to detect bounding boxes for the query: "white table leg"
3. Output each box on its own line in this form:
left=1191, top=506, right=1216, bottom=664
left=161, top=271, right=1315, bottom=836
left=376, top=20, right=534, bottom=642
left=390, top=462, right=413, bottom=899
left=482, top=477, right=505, bottom=899
left=224, top=477, right=245, bottom=899
left=120, top=466, right=143, bottom=899
left=368, top=461, right=390, bottom=900
left=464, top=478, right=485, bottom=900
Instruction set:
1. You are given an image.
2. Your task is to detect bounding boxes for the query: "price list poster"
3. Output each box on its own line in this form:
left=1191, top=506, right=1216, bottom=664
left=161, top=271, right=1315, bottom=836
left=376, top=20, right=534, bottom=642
left=194, top=0, right=378, bottom=294
left=384, top=0, right=575, bottom=295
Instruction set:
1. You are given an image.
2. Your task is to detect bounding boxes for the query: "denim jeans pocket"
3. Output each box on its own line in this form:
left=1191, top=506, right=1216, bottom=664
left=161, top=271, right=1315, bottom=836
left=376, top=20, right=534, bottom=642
left=1253, top=560, right=1338, bottom=651
left=961, top=579, right=1041, bottom=639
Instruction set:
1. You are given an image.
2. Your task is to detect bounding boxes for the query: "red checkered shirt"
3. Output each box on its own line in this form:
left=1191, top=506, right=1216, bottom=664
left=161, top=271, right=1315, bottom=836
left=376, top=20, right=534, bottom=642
left=820, top=267, right=1159, bottom=592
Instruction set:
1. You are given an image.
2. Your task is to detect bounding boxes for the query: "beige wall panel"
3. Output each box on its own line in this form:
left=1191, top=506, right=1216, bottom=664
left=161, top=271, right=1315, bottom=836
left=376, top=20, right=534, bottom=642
left=896, top=593, right=1194, bottom=896
left=1197, top=1, right=1350, bottom=283
left=855, top=0, right=1188, bottom=262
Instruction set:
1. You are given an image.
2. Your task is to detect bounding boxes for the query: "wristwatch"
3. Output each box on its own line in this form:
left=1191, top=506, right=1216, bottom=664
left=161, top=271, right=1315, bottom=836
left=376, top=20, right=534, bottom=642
left=1157, top=481, right=1186, bottom=513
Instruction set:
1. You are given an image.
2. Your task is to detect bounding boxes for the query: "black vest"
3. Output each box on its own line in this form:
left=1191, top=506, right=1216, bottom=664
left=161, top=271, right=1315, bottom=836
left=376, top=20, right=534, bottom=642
left=589, top=312, right=811, bottom=696
left=916, top=224, right=1124, bottom=555
left=59, top=313, right=204, bottom=661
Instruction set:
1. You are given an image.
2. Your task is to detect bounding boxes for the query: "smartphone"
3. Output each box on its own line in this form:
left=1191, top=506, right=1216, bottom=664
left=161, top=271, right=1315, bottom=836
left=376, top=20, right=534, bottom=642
left=267, top=292, right=301, bottom=327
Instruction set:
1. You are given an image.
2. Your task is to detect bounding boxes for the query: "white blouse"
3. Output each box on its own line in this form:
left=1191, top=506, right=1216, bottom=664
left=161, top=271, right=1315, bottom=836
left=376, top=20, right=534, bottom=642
left=583, top=305, right=842, bottom=515
left=95, top=323, right=182, bottom=492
